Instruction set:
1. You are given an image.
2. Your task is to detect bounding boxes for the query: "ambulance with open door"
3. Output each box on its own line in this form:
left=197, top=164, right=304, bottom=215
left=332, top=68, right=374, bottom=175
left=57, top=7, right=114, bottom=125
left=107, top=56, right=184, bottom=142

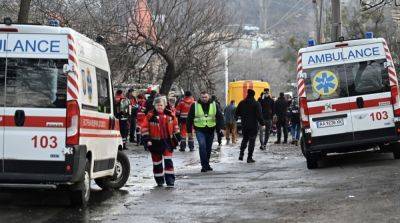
left=297, top=33, right=400, bottom=169
left=0, top=20, right=130, bottom=206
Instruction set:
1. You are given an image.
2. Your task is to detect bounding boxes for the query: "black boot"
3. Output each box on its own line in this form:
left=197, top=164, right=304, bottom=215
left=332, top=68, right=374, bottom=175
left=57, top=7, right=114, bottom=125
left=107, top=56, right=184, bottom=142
left=247, top=158, right=256, bottom=163
left=179, top=140, right=186, bottom=152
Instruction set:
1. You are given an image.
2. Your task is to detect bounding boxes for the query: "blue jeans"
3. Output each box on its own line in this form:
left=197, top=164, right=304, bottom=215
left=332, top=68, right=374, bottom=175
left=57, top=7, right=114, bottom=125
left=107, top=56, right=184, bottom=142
left=196, top=131, right=215, bottom=169
left=291, top=123, right=301, bottom=141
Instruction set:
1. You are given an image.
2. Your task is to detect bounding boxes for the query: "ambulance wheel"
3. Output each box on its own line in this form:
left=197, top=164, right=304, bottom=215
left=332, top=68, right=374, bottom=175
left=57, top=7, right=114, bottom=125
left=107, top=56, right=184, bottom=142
left=95, top=151, right=130, bottom=190
left=305, top=153, right=319, bottom=169
left=70, top=159, right=91, bottom=207
left=392, top=143, right=400, bottom=159
left=300, top=138, right=306, bottom=157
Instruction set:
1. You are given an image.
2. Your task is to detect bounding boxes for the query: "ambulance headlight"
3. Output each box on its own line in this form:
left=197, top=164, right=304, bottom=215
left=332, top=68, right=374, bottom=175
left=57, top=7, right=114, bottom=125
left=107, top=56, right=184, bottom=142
left=365, top=32, right=374, bottom=39
left=308, top=39, right=316, bottom=47
left=304, top=128, right=312, bottom=134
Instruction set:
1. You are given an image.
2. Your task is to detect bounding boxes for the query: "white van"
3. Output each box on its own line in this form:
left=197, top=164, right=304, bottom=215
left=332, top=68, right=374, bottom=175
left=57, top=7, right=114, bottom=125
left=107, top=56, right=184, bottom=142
left=297, top=34, right=400, bottom=169
left=0, top=21, right=130, bottom=206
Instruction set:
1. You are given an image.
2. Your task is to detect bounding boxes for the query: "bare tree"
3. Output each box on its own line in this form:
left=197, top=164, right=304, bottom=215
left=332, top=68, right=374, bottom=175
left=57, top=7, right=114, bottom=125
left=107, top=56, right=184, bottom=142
left=360, top=0, right=400, bottom=11
left=128, top=0, right=240, bottom=94
left=17, top=0, right=31, bottom=23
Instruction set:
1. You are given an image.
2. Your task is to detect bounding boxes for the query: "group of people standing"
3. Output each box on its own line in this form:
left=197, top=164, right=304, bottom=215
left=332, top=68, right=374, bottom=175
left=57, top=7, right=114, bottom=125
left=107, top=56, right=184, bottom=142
left=114, top=88, right=300, bottom=187
left=225, top=88, right=301, bottom=163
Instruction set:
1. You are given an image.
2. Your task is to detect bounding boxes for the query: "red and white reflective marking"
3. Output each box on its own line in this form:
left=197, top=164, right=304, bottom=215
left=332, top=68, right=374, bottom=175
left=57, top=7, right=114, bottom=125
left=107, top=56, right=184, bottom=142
left=67, top=34, right=79, bottom=101
left=297, top=54, right=306, bottom=98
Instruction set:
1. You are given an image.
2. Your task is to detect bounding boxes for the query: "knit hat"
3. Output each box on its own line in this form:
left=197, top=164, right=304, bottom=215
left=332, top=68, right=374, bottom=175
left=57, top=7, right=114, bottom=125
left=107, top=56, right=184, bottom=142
left=153, top=95, right=167, bottom=106
left=185, top=91, right=192, bottom=97
left=247, top=89, right=255, bottom=98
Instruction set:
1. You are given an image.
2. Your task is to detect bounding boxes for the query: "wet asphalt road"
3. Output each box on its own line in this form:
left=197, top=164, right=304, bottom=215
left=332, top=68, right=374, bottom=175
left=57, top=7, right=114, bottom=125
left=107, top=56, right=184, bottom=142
left=0, top=137, right=400, bottom=223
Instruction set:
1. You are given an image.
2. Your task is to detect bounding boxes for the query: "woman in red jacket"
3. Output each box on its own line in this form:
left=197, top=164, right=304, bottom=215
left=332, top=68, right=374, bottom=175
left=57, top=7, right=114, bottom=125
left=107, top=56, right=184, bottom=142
left=142, top=96, right=181, bottom=187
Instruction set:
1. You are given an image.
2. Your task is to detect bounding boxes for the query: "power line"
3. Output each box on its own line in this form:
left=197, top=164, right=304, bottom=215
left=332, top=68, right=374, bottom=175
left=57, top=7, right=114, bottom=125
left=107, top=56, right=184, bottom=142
left=266, top=0, right=313, bottom=31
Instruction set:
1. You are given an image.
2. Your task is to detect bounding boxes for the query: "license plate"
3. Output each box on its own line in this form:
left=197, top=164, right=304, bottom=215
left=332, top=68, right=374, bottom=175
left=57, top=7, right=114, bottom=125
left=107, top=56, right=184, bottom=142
left=316, top=119, right=344, bottom=128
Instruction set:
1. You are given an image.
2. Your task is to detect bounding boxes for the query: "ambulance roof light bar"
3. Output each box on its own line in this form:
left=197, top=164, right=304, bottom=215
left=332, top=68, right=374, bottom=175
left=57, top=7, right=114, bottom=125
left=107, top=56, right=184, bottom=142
left=365, top=32, right=374, bottom=39
left=48, top=19, right=60, bottom=27
left=308, top=39, right=316, bottom=47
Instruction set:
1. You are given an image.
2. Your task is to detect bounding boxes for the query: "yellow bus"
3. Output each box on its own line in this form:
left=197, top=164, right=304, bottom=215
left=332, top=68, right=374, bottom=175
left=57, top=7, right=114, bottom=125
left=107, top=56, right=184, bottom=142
left=228, top=80, right=270, bottom=106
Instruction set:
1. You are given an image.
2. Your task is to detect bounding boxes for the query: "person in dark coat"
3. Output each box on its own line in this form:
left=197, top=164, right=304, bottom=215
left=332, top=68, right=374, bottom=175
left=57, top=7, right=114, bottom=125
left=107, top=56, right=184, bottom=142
left=235, top=89, right=265, bottom=163
left=145, top=90, right=158, bottom=114
left=289, top=98, right=301, bottom=146
left=258, top=88, right=274, bottom=150
left=274, top=92, right=289, bottom=144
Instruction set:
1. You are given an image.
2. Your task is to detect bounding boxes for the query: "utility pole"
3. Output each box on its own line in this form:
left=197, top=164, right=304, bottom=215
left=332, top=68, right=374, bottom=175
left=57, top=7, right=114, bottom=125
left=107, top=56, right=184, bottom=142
left=260, top=0, right=269, bottom=33
left=331, top=0, right=341, bottom=41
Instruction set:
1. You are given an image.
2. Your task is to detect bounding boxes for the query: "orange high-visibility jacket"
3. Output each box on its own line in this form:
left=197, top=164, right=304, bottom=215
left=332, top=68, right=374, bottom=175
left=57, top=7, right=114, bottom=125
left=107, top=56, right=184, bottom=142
left=176, top=96, right=194, bottom=120
left=141, top=110, right=180, bottom=148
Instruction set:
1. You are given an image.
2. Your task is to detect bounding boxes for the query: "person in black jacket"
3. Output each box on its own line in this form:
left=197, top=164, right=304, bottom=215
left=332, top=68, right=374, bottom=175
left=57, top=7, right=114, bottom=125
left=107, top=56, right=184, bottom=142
left=212, top=95, right=224, bottom=147
left=289, top=98, right=301, bottom=146
left=187, top=92, right=224, bottom=172
left=258, top=88, right=274, bottom=150
left=236, top=89, right=265, bottom=163
left=274, top=92, right=289, bottom=144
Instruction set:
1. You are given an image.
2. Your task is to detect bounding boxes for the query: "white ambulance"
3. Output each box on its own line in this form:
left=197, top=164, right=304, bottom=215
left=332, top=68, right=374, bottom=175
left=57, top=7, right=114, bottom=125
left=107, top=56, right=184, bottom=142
left=297, top=33, right=400, bottom=169
left=0, top=20, right=130, bottom=206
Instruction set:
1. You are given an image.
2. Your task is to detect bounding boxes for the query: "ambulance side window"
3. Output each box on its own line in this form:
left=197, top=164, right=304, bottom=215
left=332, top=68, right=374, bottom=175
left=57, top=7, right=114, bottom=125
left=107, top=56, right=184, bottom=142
left=96, top=68, right=111, bottom=113
left=346, top=59, right=390, bottom=96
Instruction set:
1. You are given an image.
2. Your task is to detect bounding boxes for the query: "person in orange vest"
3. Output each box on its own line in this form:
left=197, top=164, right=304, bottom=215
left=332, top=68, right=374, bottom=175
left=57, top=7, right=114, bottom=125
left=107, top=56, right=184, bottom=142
left=141, top=96, right=181, bottom=187
left=176, top=91, right=195, bottom=152
left=136, top=94, right=147, bottom=147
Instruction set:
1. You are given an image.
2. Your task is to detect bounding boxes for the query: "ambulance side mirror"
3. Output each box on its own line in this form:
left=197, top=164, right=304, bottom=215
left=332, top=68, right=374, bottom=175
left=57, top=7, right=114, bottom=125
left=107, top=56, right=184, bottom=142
left=63, top=64, right=74, bottom=73
left=384, top=61, right=394, bottom=69
left=299, top=72, right=307, bottom=79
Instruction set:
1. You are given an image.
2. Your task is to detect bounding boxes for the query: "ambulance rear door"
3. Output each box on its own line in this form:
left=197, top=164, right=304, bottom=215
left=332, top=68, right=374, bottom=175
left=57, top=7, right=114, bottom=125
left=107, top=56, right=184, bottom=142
left=3, top=33, right=69, bottom=175
left=302, top=47, right=354, bottom=145
left=342, top=43, right=394, bottom=140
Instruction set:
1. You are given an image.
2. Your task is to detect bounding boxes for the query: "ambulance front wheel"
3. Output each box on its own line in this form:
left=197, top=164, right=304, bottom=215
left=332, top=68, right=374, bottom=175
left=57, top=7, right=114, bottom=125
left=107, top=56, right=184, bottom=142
left=95, top=151, right=131, bottom=190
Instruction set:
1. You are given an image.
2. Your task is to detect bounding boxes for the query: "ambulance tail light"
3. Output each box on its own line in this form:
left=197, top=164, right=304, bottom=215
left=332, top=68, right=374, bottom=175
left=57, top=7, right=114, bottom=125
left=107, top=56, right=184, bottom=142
left=66, top=100, right=80, bottom=146
left=299, top=97, right=310, bottom=128
left=390, top=85, right=400, bottom=115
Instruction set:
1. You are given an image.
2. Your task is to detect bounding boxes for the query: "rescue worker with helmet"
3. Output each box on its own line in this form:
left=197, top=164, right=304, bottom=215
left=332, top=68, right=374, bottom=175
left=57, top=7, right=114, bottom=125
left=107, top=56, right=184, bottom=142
left=176, top=91, right=195, bottom=152
left=141, top=96, right=181, bottom=187
left=187, top=91, right=224, bottom=172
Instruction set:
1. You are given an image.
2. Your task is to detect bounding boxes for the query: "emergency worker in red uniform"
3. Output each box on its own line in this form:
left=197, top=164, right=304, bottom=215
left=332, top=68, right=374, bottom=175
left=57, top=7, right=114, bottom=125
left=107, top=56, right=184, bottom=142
left=175, top=91, right=195, bottom=151
left=136, top=94, right=147, bottom=147
left=141, top=96, right=181, bottom=187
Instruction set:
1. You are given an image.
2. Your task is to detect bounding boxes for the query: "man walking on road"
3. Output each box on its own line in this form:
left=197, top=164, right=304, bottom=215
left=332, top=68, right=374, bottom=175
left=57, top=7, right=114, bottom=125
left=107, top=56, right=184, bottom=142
left=236, top=89, right=265, bottom=163
left=258, top=88, right=274, bottom=150
left=187, top=92, right=224, bottom=172
left=224, top=100, right=237, bottom=144
left=274, top=92, right=289, bottom=144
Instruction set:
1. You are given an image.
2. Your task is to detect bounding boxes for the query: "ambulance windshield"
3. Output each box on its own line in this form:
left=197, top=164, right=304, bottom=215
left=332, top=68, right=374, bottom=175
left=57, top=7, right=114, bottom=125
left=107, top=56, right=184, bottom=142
left=304, top=59, right=390, bottom=101
left=0, top=58, right=67, bottom=108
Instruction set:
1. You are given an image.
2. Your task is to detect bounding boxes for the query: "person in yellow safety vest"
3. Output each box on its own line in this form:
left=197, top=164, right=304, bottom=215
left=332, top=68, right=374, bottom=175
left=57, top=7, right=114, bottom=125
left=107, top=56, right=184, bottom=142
left=187, top=91, right=224, bottom=172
